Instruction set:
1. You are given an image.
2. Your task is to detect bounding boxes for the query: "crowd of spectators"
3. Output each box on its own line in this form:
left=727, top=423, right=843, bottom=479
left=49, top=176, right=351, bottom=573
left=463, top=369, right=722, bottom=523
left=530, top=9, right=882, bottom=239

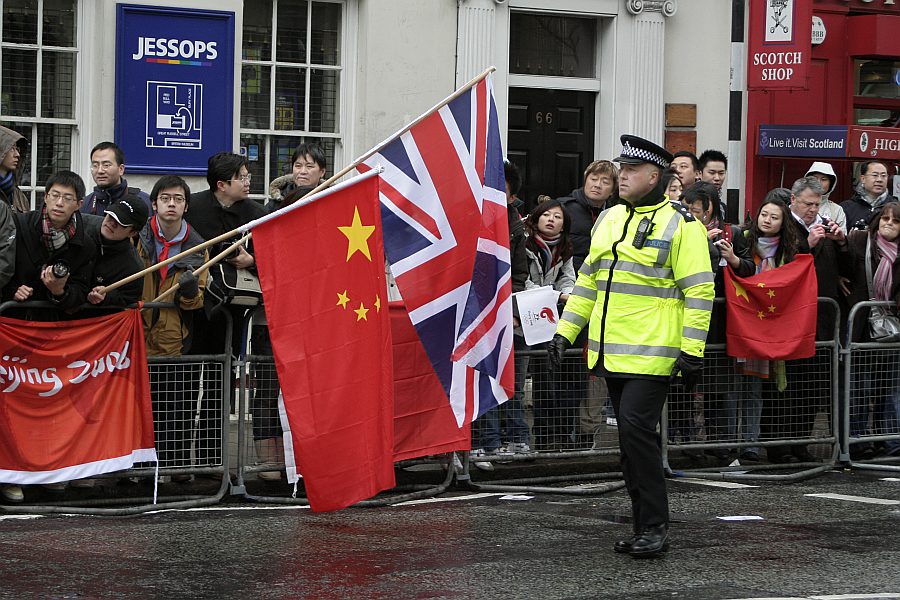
left=0, top=126, right=327, bottom=503
left=473, top=149, right=900, bottom=470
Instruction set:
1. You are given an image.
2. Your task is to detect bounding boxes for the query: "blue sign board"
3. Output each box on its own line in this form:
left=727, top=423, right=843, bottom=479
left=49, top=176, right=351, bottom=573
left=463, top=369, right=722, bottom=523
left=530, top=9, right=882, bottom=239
left=115, top=5, right=235, bottom=175
left=757, top=124, right=848, bottom=158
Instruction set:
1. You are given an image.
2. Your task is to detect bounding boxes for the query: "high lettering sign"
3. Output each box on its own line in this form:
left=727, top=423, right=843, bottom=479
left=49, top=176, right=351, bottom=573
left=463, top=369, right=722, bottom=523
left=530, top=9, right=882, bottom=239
left=747, top=0, right=813, bottom=90
left=848, top=126, right=900, bottom=160
left=115, top=5, right=235, bottom=175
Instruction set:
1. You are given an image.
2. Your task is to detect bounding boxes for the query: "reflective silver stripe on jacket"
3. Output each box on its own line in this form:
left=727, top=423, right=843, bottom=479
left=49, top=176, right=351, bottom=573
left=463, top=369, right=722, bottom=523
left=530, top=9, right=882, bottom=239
left=676, top=271, right=715, bottom=290
left=561, top=310, right=589, bottom=330
left=572, top=284, right=597, bottom=301
left=596, top=280, right=684, bottom=300
left=685, top=297, right=714, bottom=311
left=588, top=340, right=681, bottom=358
left=593, top=258, right=674, bottom=280
left=682, top=326, right=709, bottom=341
left=589, top=208, right=613, bottom=236
left=655, top=210, right=683, bottom=266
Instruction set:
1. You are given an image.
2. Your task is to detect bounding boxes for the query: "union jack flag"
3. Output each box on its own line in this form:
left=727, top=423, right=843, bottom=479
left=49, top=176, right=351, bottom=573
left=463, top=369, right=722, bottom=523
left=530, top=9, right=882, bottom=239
left=358, top=74, right=513, bottom=427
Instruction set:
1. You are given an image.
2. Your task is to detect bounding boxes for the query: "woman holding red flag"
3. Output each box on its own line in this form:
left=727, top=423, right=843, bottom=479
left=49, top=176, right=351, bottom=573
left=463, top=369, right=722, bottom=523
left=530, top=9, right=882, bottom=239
left=840, top=201, right=900, bottom=460
left=729, top=191, right=803, bottom=463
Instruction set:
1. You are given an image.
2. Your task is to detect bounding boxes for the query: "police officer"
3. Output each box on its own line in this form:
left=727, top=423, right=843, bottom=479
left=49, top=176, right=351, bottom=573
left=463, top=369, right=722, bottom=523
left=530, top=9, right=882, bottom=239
left=548, top=135, right=714, bottom=558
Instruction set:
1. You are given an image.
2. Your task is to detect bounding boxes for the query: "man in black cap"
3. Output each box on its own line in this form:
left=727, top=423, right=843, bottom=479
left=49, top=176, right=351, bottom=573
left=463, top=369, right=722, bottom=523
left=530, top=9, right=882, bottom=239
left=549, top=135, right=714, bottom=557
left=84, top=193, right=149, bottom=309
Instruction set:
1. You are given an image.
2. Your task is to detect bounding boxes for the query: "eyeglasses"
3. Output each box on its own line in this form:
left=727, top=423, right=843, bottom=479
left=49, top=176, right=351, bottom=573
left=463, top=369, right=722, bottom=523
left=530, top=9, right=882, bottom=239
left=46, top=190, right=77, bottom=203
left=158, top=193, right=186, bottom=204
left=90, top=161, right=117, bottom=171
left=865, top=173, right=888, bottom=180
left=232, top=174, right=252, bottom=183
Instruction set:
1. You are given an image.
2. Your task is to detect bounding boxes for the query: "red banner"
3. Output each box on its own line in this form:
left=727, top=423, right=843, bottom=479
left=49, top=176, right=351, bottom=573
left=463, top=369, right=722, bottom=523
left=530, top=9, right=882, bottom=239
left=848, top=126, right=900, bottom=161
left=747, top=0, right=812, bottom=90
left=253, top=174, right=396, bottom=512
left=0, top=310, right=156, bottom=484
left=724, top=254, right=818, bottom=361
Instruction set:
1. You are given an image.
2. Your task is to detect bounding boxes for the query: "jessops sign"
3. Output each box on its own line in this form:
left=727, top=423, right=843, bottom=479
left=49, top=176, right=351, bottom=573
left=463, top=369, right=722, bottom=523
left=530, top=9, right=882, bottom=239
left=747, top=0, right=812, bottom=90
left=115, top=5, right=234, bottom=175
left=758, top=125, right=848, bottom=158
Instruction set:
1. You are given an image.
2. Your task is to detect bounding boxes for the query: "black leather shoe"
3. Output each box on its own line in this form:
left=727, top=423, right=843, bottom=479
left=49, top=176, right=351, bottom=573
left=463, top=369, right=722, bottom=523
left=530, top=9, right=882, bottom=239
left=629, top=525, right=669, bottom=558
left=614, top=535, right=638, bottom=554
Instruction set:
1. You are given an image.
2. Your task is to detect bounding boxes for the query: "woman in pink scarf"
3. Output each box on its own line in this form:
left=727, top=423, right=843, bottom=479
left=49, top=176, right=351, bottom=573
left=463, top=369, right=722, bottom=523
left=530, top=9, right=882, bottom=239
left=840, top=201, right=900, bottom=460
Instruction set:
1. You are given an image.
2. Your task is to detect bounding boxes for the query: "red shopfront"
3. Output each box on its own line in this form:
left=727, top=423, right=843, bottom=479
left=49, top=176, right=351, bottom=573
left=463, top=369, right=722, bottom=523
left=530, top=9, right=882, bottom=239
left=745, top=0, right=900, bottom=217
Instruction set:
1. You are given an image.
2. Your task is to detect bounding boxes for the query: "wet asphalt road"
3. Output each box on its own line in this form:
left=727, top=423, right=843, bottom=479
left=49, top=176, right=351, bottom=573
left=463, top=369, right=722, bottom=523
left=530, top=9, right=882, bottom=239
left=1, top=468, right=899, bottom=600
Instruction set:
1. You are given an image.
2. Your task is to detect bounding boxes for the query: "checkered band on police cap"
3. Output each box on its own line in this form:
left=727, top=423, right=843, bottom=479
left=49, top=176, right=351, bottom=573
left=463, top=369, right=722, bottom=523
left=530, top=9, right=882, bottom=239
left=614, top=135, right=673, bottom=169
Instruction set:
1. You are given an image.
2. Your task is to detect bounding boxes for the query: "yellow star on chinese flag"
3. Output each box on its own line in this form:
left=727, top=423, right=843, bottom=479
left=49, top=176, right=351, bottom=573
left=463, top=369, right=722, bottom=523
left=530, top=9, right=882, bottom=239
left=767, top=289, right=776, bottom=299
left=354, top=302, right=369, bottom=322
left=756, top=282, right=766, bottom=288
left=336, top=290, right=350, bottom=309
left=768, top=304, right=776, bottom=313
left=732, top=279, right=749, bottom=303
left=757, top=310, right=765, bottom=319
left=374, top=295, right=381, bottom=312
left=338, top=207, right=375, bottom=262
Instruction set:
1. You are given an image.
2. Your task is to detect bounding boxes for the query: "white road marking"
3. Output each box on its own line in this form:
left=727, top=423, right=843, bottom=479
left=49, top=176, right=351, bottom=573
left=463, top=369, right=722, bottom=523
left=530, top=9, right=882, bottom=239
left=805, top=493, right=900, bottom=505
left=143, top=505, right=310, bottom=515
left=724, top=594, right=900, bottom=600
left=880, top=477, right=900, bottom=482
left=674, top=477, right=758, bottom=489
left=392, top=492, right=506, bottom=506
left=0, top=515, right=43, bottom=522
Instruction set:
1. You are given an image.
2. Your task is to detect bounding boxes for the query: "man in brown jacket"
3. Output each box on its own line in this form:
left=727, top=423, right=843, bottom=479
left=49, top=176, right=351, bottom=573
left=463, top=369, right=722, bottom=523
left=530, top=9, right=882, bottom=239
left=137, top=175, right=208, bottom=480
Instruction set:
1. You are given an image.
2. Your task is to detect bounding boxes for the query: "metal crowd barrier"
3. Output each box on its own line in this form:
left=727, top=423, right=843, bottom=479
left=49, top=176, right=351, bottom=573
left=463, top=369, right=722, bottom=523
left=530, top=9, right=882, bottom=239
left=232, top=308, right=456, bottom=506
left=0, top=301, right=233, bottom=515
left=840, top=301, right=900, bottom=472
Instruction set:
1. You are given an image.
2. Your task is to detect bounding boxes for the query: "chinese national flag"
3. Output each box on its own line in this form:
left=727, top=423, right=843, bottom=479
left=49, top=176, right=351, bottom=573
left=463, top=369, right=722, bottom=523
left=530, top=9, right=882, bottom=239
left=253, top=174, right=395, bottom=512
left=724, top=253, right=818, bottom=361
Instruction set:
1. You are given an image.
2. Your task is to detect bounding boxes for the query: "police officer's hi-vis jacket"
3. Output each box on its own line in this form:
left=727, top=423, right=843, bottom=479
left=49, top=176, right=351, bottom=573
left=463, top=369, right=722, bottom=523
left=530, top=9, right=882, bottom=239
left=555, top=197, right=715, bottom=377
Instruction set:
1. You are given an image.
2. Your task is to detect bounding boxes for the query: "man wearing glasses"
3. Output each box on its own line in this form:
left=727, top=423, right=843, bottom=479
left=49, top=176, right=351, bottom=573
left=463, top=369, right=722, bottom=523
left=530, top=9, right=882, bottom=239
left=183, top=152, right=266, bottom=469
left=843, top=160, right=897, bottom=231
left=5, top=170, right=97, bottom=315
left=81, top=142, right=152, bottom=217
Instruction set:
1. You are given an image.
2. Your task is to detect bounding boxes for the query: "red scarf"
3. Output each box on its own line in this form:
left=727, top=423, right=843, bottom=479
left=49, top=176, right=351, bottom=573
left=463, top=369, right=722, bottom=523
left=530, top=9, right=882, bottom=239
left=149, top=217, right=190, bottom=284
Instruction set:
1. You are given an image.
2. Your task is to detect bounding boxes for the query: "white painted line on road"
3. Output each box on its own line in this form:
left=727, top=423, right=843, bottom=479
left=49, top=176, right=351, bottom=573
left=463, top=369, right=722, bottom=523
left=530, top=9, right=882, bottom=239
left=717, top=515, right=764, bottom=521
left=880, top=477, right=900, bottom=482
left=805, top=493, right=900, bottom=505
left=143, top=505, right=311, bottom=515
left=675, top=478, right=758, bottom=489
left=0, top=515, right=43, bottom=522
left=724, top=594, right=900, bottom=600
left=392, top=492, right=506, bottom=507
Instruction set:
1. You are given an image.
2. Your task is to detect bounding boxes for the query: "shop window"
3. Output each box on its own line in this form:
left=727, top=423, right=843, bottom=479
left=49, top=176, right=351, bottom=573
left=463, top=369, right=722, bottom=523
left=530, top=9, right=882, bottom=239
left=0, top=0, right=78, bottom=210
left=509, top=13, right=595, bottom=78
left=240, top=0, right=342, bottom=198
left=853, top=59, right=900, bottom=128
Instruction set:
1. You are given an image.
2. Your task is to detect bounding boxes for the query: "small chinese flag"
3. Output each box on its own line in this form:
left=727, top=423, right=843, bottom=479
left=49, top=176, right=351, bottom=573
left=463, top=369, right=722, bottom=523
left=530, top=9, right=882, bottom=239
left=724, top=253, right=818, bottom=361
left=253, top=174, right=395, bottom=512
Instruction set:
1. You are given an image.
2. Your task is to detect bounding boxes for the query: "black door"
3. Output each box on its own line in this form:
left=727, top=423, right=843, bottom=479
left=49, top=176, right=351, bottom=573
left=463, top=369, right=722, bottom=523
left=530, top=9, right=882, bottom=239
left=507, top=87, right=595, bottom=215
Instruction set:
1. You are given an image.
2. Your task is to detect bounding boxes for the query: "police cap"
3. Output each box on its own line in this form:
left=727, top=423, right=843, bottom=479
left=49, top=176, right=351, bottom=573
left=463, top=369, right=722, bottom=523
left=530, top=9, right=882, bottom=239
left=613, top=134, right=673, bottom=170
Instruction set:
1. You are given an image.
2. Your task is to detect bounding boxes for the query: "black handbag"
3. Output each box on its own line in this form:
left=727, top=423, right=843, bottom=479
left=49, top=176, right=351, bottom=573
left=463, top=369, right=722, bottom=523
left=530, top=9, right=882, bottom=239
left=865, top=240, right=900, bottom=342
left=206, top=262, right=263, bottom=307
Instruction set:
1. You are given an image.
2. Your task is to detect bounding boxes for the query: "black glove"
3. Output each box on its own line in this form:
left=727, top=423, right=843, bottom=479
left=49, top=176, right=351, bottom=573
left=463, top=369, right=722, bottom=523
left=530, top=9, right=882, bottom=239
left=547, top=334, right=570, bottom=373
left=177, top=268, right=200, bottom=299
left=670, top=352, right=704, bottom=392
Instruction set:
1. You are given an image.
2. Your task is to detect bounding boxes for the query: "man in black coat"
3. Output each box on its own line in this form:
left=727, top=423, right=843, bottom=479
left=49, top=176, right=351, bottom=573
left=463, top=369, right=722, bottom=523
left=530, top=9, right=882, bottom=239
left=5, top=170, right=97, bottom=318
left=83, top=194, right=148, bottom=310
left=184, top=152, right=266, bottom=468
left=843, top=160, right=897, bottom=231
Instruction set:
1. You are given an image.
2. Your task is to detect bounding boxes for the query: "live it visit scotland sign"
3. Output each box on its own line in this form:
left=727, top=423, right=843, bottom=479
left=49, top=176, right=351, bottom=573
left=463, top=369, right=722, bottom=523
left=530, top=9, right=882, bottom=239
left=758, top=125, right=848, bottom=158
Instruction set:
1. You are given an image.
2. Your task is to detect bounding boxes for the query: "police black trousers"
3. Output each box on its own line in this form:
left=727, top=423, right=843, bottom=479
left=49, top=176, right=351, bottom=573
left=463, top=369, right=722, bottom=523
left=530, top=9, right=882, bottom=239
left=607, top=376, right=670, bottom=533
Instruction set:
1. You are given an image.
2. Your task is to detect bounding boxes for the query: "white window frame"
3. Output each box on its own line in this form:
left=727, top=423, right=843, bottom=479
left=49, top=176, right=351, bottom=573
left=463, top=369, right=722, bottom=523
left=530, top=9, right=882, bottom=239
left=0, top=0, right=79, bottom=209
left=239, top=0, right=353, bottom=199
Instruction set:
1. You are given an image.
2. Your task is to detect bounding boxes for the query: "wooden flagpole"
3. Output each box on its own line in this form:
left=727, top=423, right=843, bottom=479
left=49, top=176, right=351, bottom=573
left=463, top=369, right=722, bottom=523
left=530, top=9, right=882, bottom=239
left=147, top=233, right=251, bottom=304
left=100, top=65, right=496, bottom=294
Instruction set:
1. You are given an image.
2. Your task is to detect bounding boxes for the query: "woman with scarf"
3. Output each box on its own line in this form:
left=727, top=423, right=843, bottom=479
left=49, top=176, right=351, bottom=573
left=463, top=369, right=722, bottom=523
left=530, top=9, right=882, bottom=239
left=523, top=198, right=577, bottom=450
left=732, top=191, right=803, bottom=463
left=840, top=201, right=900, bottom=459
